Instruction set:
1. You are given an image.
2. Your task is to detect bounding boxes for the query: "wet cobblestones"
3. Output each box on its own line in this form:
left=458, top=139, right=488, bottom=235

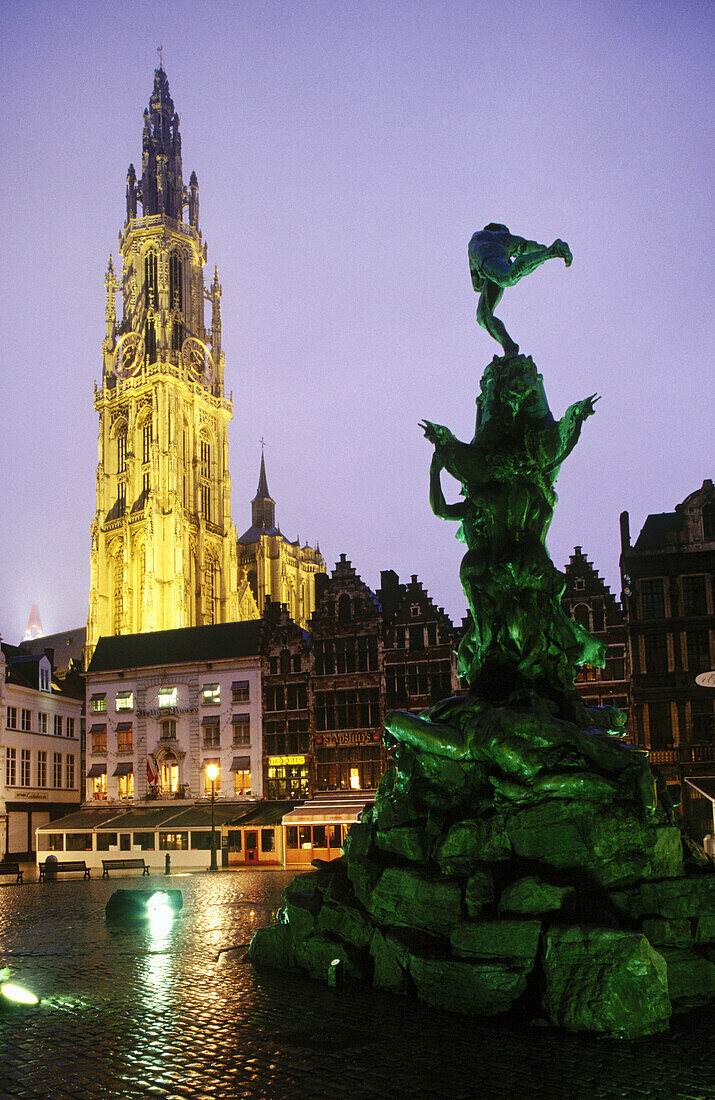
left=0, top=871, right=712, bottom=1099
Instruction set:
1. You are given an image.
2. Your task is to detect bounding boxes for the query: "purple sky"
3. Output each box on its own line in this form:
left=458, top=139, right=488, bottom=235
left=0, top=1, right=713, bottom=643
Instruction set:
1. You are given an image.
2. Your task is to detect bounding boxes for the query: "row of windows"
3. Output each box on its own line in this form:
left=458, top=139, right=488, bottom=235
left=313, top=636, right=379, bottom=675
left=646, top=699, right=714, bottom=748
left=91, top=765, right=252, bottom=801
left=314, top=689, right=380, bottom=731
left=264, top=684, right=308, bottom=712
left=264, top=718, right=309, bottom=756
left=638, top=630, right=712, bottom=675
left=639, top=575, right=710, bottom=619
left=90, top=681, right=250, bottom=714
left=5, top=748, right=75, bottom=789
left=267, top=650, right=303, bottom=675
left=91, top=715, right=251, bottom=754
left=6, top=708, right=75, bottom=737
left=385, top=662, right=453, bottom=700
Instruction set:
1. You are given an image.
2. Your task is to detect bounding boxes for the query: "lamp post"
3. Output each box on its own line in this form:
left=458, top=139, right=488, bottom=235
left=206, top=763, right=219, bottom=871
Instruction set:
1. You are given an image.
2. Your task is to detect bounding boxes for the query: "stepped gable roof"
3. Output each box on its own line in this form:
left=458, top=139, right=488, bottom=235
left=88, top=621, right=263, bottom=674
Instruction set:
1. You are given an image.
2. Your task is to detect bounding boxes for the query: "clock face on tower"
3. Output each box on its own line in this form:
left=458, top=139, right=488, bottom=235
left=181, top=337, right=213, bottom=386
left=114, top=332, right=145, bottom=378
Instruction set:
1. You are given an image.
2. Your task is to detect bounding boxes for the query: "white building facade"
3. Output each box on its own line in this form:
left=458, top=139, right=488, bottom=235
left=1, top=643, right=83, bottom=857
left=84, top=622, right=264, bottom=806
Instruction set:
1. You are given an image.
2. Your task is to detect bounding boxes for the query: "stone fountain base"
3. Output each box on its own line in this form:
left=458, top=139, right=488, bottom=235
left=250, top=699, right=715, bottom=1039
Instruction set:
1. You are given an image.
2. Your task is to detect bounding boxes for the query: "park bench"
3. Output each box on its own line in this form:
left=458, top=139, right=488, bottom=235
left=39, top=860, right=90, bottom=881
left=101, top=858, right=150, bottom=878
left=0, top=861, right=23, bottom=884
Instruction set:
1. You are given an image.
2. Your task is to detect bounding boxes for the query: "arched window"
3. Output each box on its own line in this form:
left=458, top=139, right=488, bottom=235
left=144, top=317, right=156, bottom=364
left=200, top=434, right=211, bottom=522
left=338, top=593, right=352, bottom=622
left=144, top=251, right=157, bottom=308
left=204, top=559, right=219, bottom=624
left=116, top=427, right=127, bottom=474
left=172, top=316, right=184, bottom=351
left=572, top=603, right=591, bottom=630
left=142, top=418, right=153, bottom=465
left=703, top=503, right=715, bottom=541
left=169, top=252, right=183, bottom=311
left=200, top=435, right=211, bottom=480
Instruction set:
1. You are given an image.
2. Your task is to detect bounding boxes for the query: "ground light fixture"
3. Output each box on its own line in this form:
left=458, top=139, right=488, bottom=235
left=1, top=982, right=40, bottom=1006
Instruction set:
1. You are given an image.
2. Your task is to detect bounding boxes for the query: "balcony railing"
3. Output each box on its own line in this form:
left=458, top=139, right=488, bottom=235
left=647, top=744, right=715, bottom=766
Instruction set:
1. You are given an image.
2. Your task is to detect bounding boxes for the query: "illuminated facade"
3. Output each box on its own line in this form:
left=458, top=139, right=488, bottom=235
left=87, top=67, right=257, bottom=660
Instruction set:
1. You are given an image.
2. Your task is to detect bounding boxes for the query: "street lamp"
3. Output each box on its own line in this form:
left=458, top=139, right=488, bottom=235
left=206, top=763, right=219, bottom=871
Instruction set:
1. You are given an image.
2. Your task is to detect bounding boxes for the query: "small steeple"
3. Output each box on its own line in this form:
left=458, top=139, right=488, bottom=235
left=251, top=452, right=276, bottom=530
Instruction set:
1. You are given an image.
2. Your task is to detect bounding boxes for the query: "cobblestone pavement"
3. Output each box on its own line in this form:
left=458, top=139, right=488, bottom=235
left=0, top=872, right=712, bottom=1100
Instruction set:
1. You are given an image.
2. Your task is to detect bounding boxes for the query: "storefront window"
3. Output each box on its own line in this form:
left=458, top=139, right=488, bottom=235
left=227, top=831, right=242, bottom=851
left=159, top=832, right=188, bottom=850
left=190, top=831, right=214, bottom=850
left=267, top=756, right=309, bottom=799
left=132, top=833, right=156, bottom=851
left=312, top=825, right=327, bottom=848
left=38, top=833, right=65, bottom=852
left=96, top=833, right=118, bottom=851
left=65, top=833, right=93, bottom=852
left=261, top=829, right=275, bottom=853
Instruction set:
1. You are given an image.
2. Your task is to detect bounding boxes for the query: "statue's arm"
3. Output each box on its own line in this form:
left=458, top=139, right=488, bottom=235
left=509, top=235, right=547, bottom=257
left=548, top=394, right=599, bottom=470
left=429, top=456, right=466, bottom=520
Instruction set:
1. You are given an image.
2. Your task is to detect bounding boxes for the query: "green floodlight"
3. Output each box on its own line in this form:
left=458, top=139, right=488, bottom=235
left=1, top=982, right=39, bottom=1006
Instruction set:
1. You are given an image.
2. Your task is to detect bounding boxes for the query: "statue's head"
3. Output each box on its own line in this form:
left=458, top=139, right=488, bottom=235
left=483, top=222, right=509, bottom=234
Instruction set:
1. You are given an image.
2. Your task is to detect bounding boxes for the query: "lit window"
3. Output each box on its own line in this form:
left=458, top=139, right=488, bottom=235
left=160, top=759, right=179, bottom=792
left=158, top=687, right=178, bottom=708
left=115, top=690, right=134, bottom=711
left=202, top=683, right=220, bottom=705
left=349, top=767, right=361, bottom=790
left=204, top=763, right=221, bottom=795
left=90, top=693, right=107, bottom=714
left=91, top=726, right=107, bottom=753
left=118, top=772, right=134, bottom=800
left=117, top=725, right=133, bottom=752
left=233, top=768, right=251, bottom=796
left=93, top=773, right=107, bottom=800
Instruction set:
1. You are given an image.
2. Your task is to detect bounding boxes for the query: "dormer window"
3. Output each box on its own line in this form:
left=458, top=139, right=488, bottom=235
left=116, top=690, right=134, bottom=712
left=39, top=664, right=50, bottom=692
left=158, top=687, right=178, bottom=708
left=202, top=683, right=220, bottom=705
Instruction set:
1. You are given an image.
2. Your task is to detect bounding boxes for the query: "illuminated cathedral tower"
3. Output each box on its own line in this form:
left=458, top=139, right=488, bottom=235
left=87, top=67, right=257, bottom=658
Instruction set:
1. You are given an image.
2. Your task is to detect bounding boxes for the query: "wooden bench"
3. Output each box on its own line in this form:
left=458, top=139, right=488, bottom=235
left=102, top=858, right=150, bottom=878
left=0, top=861, right=23, bottom=884
left=39, top=860, right=90, bottom=881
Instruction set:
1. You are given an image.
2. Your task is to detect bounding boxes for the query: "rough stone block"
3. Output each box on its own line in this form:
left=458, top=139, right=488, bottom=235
left=641, top=918, right=692, bottom=948
left=648, top=827, right=685, bottom=880
left=314, top=897, right=374, bottom=950
left=542, top=925, right=671, bottom=1038
left=248, top=924, right=295, bottom=970
left=498, top=876, right=574, bottom=915
left=451, top=919, right=541, bottom=971
left=370, top=928, right=410, bottom=992
left=636, top=874, right=715, bottom=919
left=437, top=816, right=511, bottom=875
left=659, top=947, right=715, bottom=1008
left=375, top=825, right=430, bottom=863
left=409, top=954, right=527, bottom=1016
left=465, top=869, right=495, bottom=917
left=293, top=934, right=362, bottom=983
left=342, top=822, right=373, bottom=860
left=346, top=856, right=383, bottom=912
left=367, top=866, right=463, bottom=936
left=693, top=914, right=715, bottom=945
left=285, top=901, right=315, bottom=938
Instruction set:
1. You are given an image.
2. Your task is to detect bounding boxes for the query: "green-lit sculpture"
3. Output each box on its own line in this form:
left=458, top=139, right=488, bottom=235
left=250, top=228, right=715, bottom=1038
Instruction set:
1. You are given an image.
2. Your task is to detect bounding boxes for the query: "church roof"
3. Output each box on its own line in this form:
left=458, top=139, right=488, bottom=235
left=88, top=621, right=263, bottom=674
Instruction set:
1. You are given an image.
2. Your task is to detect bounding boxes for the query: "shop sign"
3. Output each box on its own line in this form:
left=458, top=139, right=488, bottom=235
left=695, top=671, right=715, bottom=688
left=316, top=731, right=382, bottom=747
left=268, top=755, right=307, bottom=767
left=14, top=791, right=48, bottom=800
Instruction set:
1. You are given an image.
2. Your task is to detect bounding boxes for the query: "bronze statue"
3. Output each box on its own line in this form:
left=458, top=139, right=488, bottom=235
left=469, top=224, right=572, bottom=356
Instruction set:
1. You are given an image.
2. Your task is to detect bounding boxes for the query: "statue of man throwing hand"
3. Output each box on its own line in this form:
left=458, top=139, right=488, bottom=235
left=469, top=224, right=572, bottom=356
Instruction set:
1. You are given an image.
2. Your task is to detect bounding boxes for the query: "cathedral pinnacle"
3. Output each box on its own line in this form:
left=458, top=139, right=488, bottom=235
left=251, top=452, right=276, bottom=531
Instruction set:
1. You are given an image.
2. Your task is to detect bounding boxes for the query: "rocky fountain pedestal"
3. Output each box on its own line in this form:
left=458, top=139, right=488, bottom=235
left=250, top=232, right=715, bottom=1038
